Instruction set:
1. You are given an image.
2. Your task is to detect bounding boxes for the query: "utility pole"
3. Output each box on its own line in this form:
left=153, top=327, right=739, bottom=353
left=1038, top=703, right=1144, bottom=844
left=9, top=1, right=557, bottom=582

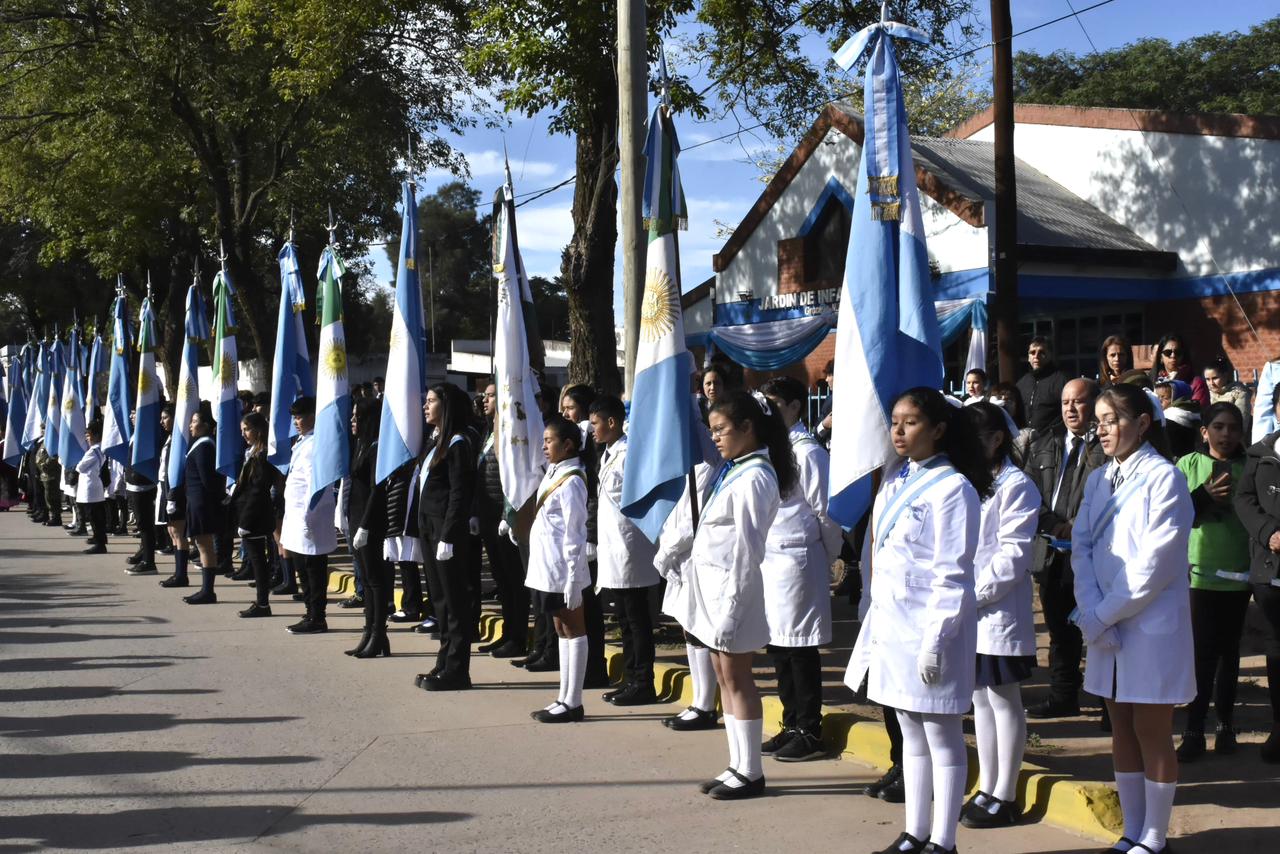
left=990, top=0, right=1018, bottom=383
left=617, top=0, right=647, bottom=397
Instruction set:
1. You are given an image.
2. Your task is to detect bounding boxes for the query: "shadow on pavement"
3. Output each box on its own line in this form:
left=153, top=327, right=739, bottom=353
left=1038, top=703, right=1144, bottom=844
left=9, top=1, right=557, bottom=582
left=0, top=655, right=200, bottom=674
left=0, top=805, right=471, bottom=850
left=0, top=712, right=301, bottom=738
left=1, top=750, right=318, bottom=779
left=0, top=685, right=218, bottom=703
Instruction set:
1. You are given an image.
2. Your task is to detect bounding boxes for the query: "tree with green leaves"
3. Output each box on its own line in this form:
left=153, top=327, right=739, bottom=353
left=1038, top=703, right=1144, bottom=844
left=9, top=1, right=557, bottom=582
left=1014, top=16, right=1280, bottom=115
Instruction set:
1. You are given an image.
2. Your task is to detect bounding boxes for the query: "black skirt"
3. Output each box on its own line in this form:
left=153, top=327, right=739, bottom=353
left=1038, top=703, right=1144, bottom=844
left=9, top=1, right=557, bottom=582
left=531, top=589, right=566, bottom=614
left=975, top=653, right=1036, bottom=687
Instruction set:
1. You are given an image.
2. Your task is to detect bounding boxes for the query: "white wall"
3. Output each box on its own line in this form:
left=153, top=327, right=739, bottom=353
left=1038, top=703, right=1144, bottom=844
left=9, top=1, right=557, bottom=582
left=684, top=291, right=712, bottom=334
left=967, top=122, right=1280, bottom=276
left=920, top=194, right=988, bottom=273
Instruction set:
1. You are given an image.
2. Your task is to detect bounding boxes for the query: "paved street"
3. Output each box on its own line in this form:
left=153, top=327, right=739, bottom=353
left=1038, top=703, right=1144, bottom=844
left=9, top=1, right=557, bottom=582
left=3, top=512, right=1101, bottom=853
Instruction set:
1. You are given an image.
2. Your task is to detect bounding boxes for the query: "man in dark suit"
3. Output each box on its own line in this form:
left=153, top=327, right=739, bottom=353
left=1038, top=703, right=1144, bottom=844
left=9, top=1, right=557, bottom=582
left=1016, top=336, right=1069, bottom=435
left=1023, top=377, right=1106, bottom=718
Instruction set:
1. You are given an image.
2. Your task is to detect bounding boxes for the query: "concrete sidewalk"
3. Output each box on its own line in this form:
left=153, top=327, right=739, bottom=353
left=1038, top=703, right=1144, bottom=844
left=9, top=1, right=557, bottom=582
left=0, top=512, right=1103, bottom=853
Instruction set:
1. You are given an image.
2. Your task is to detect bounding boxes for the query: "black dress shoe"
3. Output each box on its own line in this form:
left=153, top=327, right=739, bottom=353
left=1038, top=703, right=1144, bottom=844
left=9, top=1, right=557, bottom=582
left=389, top=609, right=421, bottom=623
left=1026, top=698, right=1080, bottom=719
left=477, top=638, right=504, bottom=653
left=1176, top=731, right=1206, bottom=762
left=125, top=563, right=158, bottom=575
left=609, top=682, right=658, bottom=706
left=183, top=591, right=217, bottom=604
left=287, top=619, right=327, bottom=634
left=665, top=707, right=719, bottom=731
left=1098, top=838, right=1139, bottom=854
left=698, top=770, right=734, bottom=794
left=762, top=729, right=797, bottom=756
left=920, top=843, right=957, bottom=854
left=603, top=683, right=630, bottom=703
left=532, top=702, right=584, bottom=723
left=414, top=668, right=443, bottom=688
left=489, top=640, right=526, bottom=659
left=413, top=617, right=439, bottom=634
left=877, top=767, right=905, bottom=803
left=707, top=770, right=765, bottom=800
left=961, top=796, right=1021, bottom=828
left=159, top=575, right=189, bottom=588
left=872, top=833, right=927, bottom=854
left=239, top=604, right=272, bottom=618
left=82, top=545, right=107, bottom=555
left=511, top=654, right=540, bottom=668
left=1216, top=725, right=1238, bottom=754
left=421, top=673, right=472, bottom=692
left=126, top=551, right=144, bottom=565
left=339, top=595, right=364, bottom=609
left=159, top=546, right=176, bottom=555
left=525, top=657, right=559, bottom=673
left=271, top=582, right=299, bottom=596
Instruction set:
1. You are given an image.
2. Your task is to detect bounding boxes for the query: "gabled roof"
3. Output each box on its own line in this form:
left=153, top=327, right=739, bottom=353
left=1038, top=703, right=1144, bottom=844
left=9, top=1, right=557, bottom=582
left=682, top=276, right=713, bottom=310
left=712, top=101, right=1179, bottom=274
left=949, top=103, right=1280, bottom=142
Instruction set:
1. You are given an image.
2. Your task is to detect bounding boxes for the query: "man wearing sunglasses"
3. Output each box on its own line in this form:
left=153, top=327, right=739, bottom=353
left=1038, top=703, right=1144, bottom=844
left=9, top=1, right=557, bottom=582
left=1015, top=336, right=1069, bottom=435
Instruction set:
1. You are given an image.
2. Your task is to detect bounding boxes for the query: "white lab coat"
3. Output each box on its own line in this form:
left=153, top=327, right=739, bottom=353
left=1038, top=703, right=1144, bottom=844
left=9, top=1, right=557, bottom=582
left=658, top=450, right=779, bottom=653
left=525, top=458, right=590, bottom=596
left=974, top=461, right=1041, bottom=657
left=596, top=435, right=659, bottom=590
left=762, top=425, right=836, bottom=647
left=109, top=459, right=126, bottom=496
left=845, top=456, right=980, bottom=714
left=74, top=445, right=106, bottom=503
left=1072, top=442, right=1195, bottom=704
left=280, top=432, right=337, bottom=555
left=655, top=461, right=719, bottom=633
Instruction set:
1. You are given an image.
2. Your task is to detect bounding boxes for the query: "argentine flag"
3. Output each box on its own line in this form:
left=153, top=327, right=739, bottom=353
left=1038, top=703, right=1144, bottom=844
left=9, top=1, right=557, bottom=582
left=2, top=354, right=25, bottom=466
left=310, top=243, right=351, bottom=506
left=44, top=339, right=64, bottom=459
left=269, top=243, right=315, bottom=472
left=620, top=93, right=708, bottom=542
left=23, top=340, right=49, bottom=448
left=491, top=163, right=546, bottom=510
left=827, top=15, right=944, bottom=527
left=169, top=283, right=209, bottom=490
left=84, top=327, right=106, bottom=423
left=57, top=326, right=88, bottom=471
left=102, top=292, right=135, bottom=466
left=375, top=181, right=426, bottom=484
left=131, top=297, right=163, bottom=482
left=211, top=268, right=243, bottom=481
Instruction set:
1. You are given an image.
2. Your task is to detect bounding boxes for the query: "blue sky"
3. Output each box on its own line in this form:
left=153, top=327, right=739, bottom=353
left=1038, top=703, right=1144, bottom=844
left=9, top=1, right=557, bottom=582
left=369, top=0, right=1278, bottom=328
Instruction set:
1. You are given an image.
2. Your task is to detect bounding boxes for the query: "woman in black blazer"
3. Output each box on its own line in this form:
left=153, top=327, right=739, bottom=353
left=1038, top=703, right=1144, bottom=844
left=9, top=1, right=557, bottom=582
left=347, top=398, right=391, bottom=657
left=233, top=411, right=284, bottom=617
left=183, top=404, right=226, bottom=605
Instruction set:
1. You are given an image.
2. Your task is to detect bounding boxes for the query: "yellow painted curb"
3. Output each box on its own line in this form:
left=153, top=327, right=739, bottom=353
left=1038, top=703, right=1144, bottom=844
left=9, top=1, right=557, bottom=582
left=326, top=569, right=1118, bottom=840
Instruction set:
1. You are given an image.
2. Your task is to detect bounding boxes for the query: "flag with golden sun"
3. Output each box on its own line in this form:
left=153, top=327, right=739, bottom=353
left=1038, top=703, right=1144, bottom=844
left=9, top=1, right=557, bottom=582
left=131, top=295, right=163, bottom=482
left=309, top=243, right=350, bottom=508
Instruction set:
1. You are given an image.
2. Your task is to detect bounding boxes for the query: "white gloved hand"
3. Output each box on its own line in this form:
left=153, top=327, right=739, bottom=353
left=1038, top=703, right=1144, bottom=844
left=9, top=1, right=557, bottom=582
left=563, top=584, right=583, bottom=611
left=917, top=649, right=942, bottom=685
left=585, top=542, right=597, bottom=562
left=468, top=516, right=480, bottom=536
left=1074, top=609, right=1111, bottom=645
left=436, top=541, right=454, bottom=562
left=498, top=519, right=511, bottom=538
left=237, top=527, right=250, bottom=538
left=1092, top=626, right=1122, bottom=652
left=352, top=528, right=369, bottom=550
left=166, top=501, right=177, bottom=515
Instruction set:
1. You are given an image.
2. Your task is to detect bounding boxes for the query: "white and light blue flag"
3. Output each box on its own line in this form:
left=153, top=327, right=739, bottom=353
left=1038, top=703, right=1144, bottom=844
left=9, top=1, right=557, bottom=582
left=375, top=181, right=426, bottom=484
left=168, top=283, right=209, bottom=490
left=102, top=292, right=135, bottom=466
left=211, top=268, right=243, bottom=481
left=22, top=340, right=49, bottom=448
left=57, top=325, right=88, bottom=471
left=2, top=353, right=25, bottom=466
left=827, top=11, right=944, bottom=527
left=44, top=338, right=64, bottom=459
left=131, top=297, right=163, bottom=482
left=269, top=243, right=315, bottom=472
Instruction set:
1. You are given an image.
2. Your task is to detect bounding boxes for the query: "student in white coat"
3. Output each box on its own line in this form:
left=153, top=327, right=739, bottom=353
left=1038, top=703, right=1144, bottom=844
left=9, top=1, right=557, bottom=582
left=76, top=420, right=109, bottom=554
left=589, top=394, right=662, bottom=706
left=758, top=377, right=841, bottom=762
left=525, top=415, right=592, bottom=723
left=958, top=403, right=1042, bottom=829
left=845, top=387, right=992, bottom=854
left=656, top=390, right=794, bottom=801
left=279, top=396, right=337, bottom=635
left=1073, top=385, right=1193, bottom=854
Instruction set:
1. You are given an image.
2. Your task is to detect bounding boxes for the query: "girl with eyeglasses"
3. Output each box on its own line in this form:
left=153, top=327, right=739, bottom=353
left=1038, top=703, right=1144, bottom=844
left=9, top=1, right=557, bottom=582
left=845, top=388, right=992, bottom=854
left=1148, top=334, right=1209, bottom=408
left=1072, top=384, right=1193, bottom=854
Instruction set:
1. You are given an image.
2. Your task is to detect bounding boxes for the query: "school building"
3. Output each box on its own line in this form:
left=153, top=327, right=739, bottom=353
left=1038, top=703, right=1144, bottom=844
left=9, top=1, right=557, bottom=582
left=685, top=101, right=1280, bottom=391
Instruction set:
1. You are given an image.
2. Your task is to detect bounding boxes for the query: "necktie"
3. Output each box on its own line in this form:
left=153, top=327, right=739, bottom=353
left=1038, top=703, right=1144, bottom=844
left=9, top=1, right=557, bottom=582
left=1111, top=468, right=1125, bottom=492
left=1053, top=436, right=1081, bottom=518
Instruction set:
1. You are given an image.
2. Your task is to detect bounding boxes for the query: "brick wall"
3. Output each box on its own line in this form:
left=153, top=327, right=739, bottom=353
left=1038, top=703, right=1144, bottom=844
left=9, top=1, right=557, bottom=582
left=1145, top=292, right=1280, bottom=381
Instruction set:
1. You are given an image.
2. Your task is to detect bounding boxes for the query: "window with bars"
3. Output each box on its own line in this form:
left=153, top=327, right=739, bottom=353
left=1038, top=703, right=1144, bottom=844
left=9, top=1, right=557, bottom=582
left=1017, top=307, right=1145, bottom=380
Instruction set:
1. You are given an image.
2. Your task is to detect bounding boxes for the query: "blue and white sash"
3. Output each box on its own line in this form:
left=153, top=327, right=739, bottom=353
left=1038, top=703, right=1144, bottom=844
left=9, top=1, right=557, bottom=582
left=874, top=457, right=958, bottom=551
left=706, top=453, right=775, bottom=511
left=1091, top=469, right=1149, bottom=539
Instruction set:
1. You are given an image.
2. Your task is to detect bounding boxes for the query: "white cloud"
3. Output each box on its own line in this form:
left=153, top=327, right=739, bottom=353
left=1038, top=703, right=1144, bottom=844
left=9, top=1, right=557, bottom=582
left=423, top=149, right=560, bottom=183
left=512, top=204, right=574, bottom=256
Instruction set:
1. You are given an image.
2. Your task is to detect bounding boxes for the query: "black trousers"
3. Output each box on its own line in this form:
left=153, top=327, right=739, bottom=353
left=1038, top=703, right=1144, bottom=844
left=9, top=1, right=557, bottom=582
left=1037, top=552, right=1083, bottom=703
left=398, top=560, right=425, bottom=619
left=128, top=490, right=156, bottom=566
left=883, top=703, right=903, bottom=765
left=244, top=537, right=271, bottom=607
left=293, top=553, right=330, bottom=622
left=584, top=560, right=607, bottom=679
left=1186, top=587, right=1252, bottom=732
left=84, top=501, right=108, bottom=546
left=421, top=515, right=474, bottom=679
left=481, top=521, right=528, bottom=646
left=1252, top=582, right=1280, bottom=721
left=610, top=585, right=658, bottom=685
left=362, top=542, right=394, bottom=609
left=769, top=644, right=824, bottom=735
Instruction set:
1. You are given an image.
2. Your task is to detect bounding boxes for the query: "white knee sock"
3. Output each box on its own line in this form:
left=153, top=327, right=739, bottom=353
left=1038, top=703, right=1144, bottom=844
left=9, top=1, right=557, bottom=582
left=1114, top=771, right=1146, bottom=847
left=563, top=635, right=587, bottom=709
left=972, top=688, right=998, bottom=800
left=988, top=682, right=1026, bottom=803
left=898, top=712, right=933, bottom=842
left=546, top=637, right=570, bottom=711
left=720, top=717, right=763, bottom=788
left=921, top=713, right=967, bottom=851
left=687, top=644, right=717, bottom=713
left=716, top=713, right=737, bottom=782
left=1138, top=778, right=1177, bottom=852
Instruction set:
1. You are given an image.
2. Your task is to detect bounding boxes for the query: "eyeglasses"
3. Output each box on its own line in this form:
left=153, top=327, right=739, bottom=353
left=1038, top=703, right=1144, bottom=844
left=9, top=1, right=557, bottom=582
left=1091, top=416, right=1128, bottom=433
left=710, top=424, right=736, bottom=438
